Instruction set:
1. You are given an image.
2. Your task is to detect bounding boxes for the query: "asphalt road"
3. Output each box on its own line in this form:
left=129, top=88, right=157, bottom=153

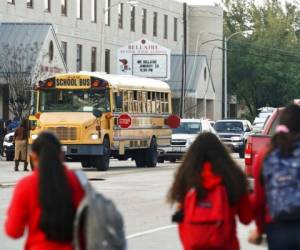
left=0, top=156, right=266, bottom=250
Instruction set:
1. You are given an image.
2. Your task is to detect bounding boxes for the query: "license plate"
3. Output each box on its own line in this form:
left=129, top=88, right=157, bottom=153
left=172, top=147, right=182, bottom=152
left=62, top=146, right=67, bottom=152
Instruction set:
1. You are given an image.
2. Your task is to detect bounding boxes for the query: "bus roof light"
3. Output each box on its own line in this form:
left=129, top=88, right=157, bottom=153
left=47, top=81, right=54, bottom=88
left=35, top=113, right=41, bottom=119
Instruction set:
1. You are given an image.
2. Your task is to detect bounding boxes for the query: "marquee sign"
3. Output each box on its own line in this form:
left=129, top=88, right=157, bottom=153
left=117, top=39, right=171, bottom=80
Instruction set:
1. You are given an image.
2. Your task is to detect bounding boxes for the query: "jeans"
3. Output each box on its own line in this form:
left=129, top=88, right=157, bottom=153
left=266, top=222, right=300, bottom=250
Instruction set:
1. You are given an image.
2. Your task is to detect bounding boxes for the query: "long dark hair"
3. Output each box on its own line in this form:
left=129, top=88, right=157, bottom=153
left=268, top=104, right=300, bottom=157
left=31, top=132, right=75, bottom=242
left=168, top=132, right=248, bottom=205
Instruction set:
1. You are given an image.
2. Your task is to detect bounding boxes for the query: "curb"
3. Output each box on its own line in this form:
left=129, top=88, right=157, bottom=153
left=0, top=182, right=16, bottom=188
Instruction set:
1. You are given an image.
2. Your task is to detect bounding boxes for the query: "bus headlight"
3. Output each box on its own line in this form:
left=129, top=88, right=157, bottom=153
left=31, top=134, right=38, bottom=140
left=90, top=133, right=99, bottom=140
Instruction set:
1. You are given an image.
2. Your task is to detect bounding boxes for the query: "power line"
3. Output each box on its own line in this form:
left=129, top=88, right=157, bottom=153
left=229, top=39, right=300, bottom=60
left=223, top=46, right=300, bottom=65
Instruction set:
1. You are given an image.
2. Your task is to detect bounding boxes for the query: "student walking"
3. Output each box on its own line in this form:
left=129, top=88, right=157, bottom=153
left=14, top=119, right=29, bottom=171
left=5, top=132, right=84, bottom=250
left=168, top=132, right=253, bottom=250
left=250, top=104, right=300, bottom=250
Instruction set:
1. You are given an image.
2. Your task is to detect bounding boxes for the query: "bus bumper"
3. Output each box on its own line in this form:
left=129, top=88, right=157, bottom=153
left=62, top=144, right=104, bottom=156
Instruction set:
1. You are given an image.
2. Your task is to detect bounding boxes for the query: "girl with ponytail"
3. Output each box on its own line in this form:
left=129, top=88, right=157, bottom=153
left=5, top=132, right=84, bottom=250
left=249, top=104, right=300, bottom=249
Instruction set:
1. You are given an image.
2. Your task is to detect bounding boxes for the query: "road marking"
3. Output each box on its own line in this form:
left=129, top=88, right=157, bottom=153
left=126, top=225, right=176, bottom=240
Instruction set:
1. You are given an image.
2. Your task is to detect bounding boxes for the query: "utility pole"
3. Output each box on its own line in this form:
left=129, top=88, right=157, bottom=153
left=224, top=36, right=228, bottom=118
left=180, top=2, right=187, bottom=118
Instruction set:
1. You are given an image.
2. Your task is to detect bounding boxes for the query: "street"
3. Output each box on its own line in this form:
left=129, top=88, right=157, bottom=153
left=0, top=156, right=266, bottom=250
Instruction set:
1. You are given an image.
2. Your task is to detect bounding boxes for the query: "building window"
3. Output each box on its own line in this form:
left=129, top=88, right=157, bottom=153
left=142, top=9, right=147, bottom=34
left=174, top=17, right=178, bottom=41
left=153, top=12, right=157, bottom=37
left=91, top=47, right=97, bottom=72
left=77, top=0, right=82, bottom=19
left=105, top=0, right=111, bottom=26
left=61, top=0, right=67, bottom=16
left=44, top=0, right=50, bottom=12
left=130, top=6, right=135, bottom=32
left=105, top=49, right=110, bottom=73
left=27, top=0, right=33, bottom=8
left=118, top=3, right=123, bottom=29
left=49, top=41, right=54, bottom=62
left=7, top=0, right=15, bottom=4
left=61, top=41, right=67, bottom=64
left=91, top=0, right=97, bottom=22
left=164, top=15, right=168, bottom=39
left=76, top=44, right=82, bottom=72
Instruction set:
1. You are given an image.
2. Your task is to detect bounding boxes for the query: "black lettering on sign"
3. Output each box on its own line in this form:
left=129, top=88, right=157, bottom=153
left=55, top=78, right=90, bottom=87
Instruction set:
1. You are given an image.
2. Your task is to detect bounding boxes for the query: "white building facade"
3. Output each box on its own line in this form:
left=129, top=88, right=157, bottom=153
left=0, top=0, right=223, bottom=120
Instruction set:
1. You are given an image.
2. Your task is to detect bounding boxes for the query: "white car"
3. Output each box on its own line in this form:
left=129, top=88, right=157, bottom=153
left=3, top=132, right=15, bottom=161
left=158, top=119, right=215, bottom=163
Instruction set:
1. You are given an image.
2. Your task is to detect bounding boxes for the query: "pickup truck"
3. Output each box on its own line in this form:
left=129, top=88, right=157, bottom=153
left=244, top=108, right=283, bottom=176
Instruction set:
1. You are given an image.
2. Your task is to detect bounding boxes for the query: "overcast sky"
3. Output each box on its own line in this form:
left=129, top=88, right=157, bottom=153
left=176, top=0, right=296, bottom=6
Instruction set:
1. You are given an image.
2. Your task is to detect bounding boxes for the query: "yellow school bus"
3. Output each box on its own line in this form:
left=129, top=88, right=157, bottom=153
left=29, top=72, right=178, bottom=171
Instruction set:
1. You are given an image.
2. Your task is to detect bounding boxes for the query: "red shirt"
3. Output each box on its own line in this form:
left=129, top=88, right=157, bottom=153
left=5, top=168, right=84, bottom=250
left=250, top=149, right=273, bottom=234
left=179, top=163, right=253, bottom=250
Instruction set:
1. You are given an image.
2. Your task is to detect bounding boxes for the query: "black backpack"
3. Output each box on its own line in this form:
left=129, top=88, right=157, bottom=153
left=73, top=170, right=126, bottom=250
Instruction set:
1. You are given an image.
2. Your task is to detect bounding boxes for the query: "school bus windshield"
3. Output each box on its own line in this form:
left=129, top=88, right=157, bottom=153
left=39, top=89, right=110, bottom=113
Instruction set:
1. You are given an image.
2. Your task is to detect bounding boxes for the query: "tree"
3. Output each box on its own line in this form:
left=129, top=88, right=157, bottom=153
left=0, top=42, right=42, bottom=119
left=223, top=0, right=300, bottom=119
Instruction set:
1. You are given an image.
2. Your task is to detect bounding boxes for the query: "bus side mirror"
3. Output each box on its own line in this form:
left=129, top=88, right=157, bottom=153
left=116, top=96, right=123, bottom=109
left=93, top=108, right=103, bottom=118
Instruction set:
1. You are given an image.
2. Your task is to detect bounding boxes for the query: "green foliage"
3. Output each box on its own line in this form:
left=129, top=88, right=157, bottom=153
left=223, top=0, right=300, bottom=119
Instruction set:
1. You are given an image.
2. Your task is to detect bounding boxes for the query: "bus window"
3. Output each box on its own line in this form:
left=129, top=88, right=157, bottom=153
left=39, top=89, right=110, bottom=113
left=162, top=93, right=169, bottom=113
left=156, top=92, right=161, bottom=113
left=31, top=91, right=37, bottom=115
left=142, top=92, right=147, bottom=113
left=128, top=91, right=133, bottom=112
left=147, top=92, right=152, bottom=113
left=123, top=91, right=128, bottom=112
left=151, top=92, right=156, bottom=113
left=114, top=92, right=123, bottom=112
left=133, top=90, right=138, bottom=113
left=137, top=91, right=142, bottom=113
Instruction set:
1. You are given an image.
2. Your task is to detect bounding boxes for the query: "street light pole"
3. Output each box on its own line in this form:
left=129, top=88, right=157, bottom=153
left=99, top=1, right=138, bottom=71
left=224, top=36, right=228, bottom=118
left=224, top=30, right=252, bottom=118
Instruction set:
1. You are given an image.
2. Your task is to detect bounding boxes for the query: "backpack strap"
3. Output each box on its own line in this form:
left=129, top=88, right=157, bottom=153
left=74, top=170, right=90, bottom=190
left=73, top=170, right=89, bottom=250
left=73, top=197, right=88, bottom=250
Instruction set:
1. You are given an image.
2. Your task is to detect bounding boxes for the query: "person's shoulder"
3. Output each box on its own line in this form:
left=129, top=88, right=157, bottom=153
left=65, top=168, right=81, bottom=186
left=15, top=172, right=38, bottom=190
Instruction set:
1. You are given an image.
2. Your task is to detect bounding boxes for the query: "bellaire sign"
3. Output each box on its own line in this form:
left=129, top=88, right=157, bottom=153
left=117, top=39, right=171, bottom=80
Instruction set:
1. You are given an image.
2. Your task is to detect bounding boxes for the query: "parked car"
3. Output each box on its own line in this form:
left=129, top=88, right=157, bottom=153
left=252, top=107, right=274, bottom=132
left=244, top=108, right=282, bottom=176
left=214, top=119, right=252, bottom=158
left=158, top=119, right=215, bottom=163
left=3, top=131, right=14, bottom=161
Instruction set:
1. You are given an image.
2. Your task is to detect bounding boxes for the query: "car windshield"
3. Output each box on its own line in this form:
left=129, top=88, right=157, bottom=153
left=172, top=122, right=202, bottom=134
left=39, top=89, right=110, bottom=112
left=214, top=121, right=243, bottom=133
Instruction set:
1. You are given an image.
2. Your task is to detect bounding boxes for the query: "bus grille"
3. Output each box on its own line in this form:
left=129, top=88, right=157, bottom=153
left=46, top=127, right=78, bottom=141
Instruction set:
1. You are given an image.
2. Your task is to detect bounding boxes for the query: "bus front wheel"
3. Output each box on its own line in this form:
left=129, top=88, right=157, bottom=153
left=94, top=138, right=110, bottom=171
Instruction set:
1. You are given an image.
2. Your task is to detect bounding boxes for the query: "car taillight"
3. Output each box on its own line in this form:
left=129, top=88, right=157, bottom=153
left=245, top=142, right=252, bottom=165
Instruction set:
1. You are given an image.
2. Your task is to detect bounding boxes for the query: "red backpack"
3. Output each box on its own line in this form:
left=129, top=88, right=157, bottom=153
left=179, top=186, right=232, bottom=250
